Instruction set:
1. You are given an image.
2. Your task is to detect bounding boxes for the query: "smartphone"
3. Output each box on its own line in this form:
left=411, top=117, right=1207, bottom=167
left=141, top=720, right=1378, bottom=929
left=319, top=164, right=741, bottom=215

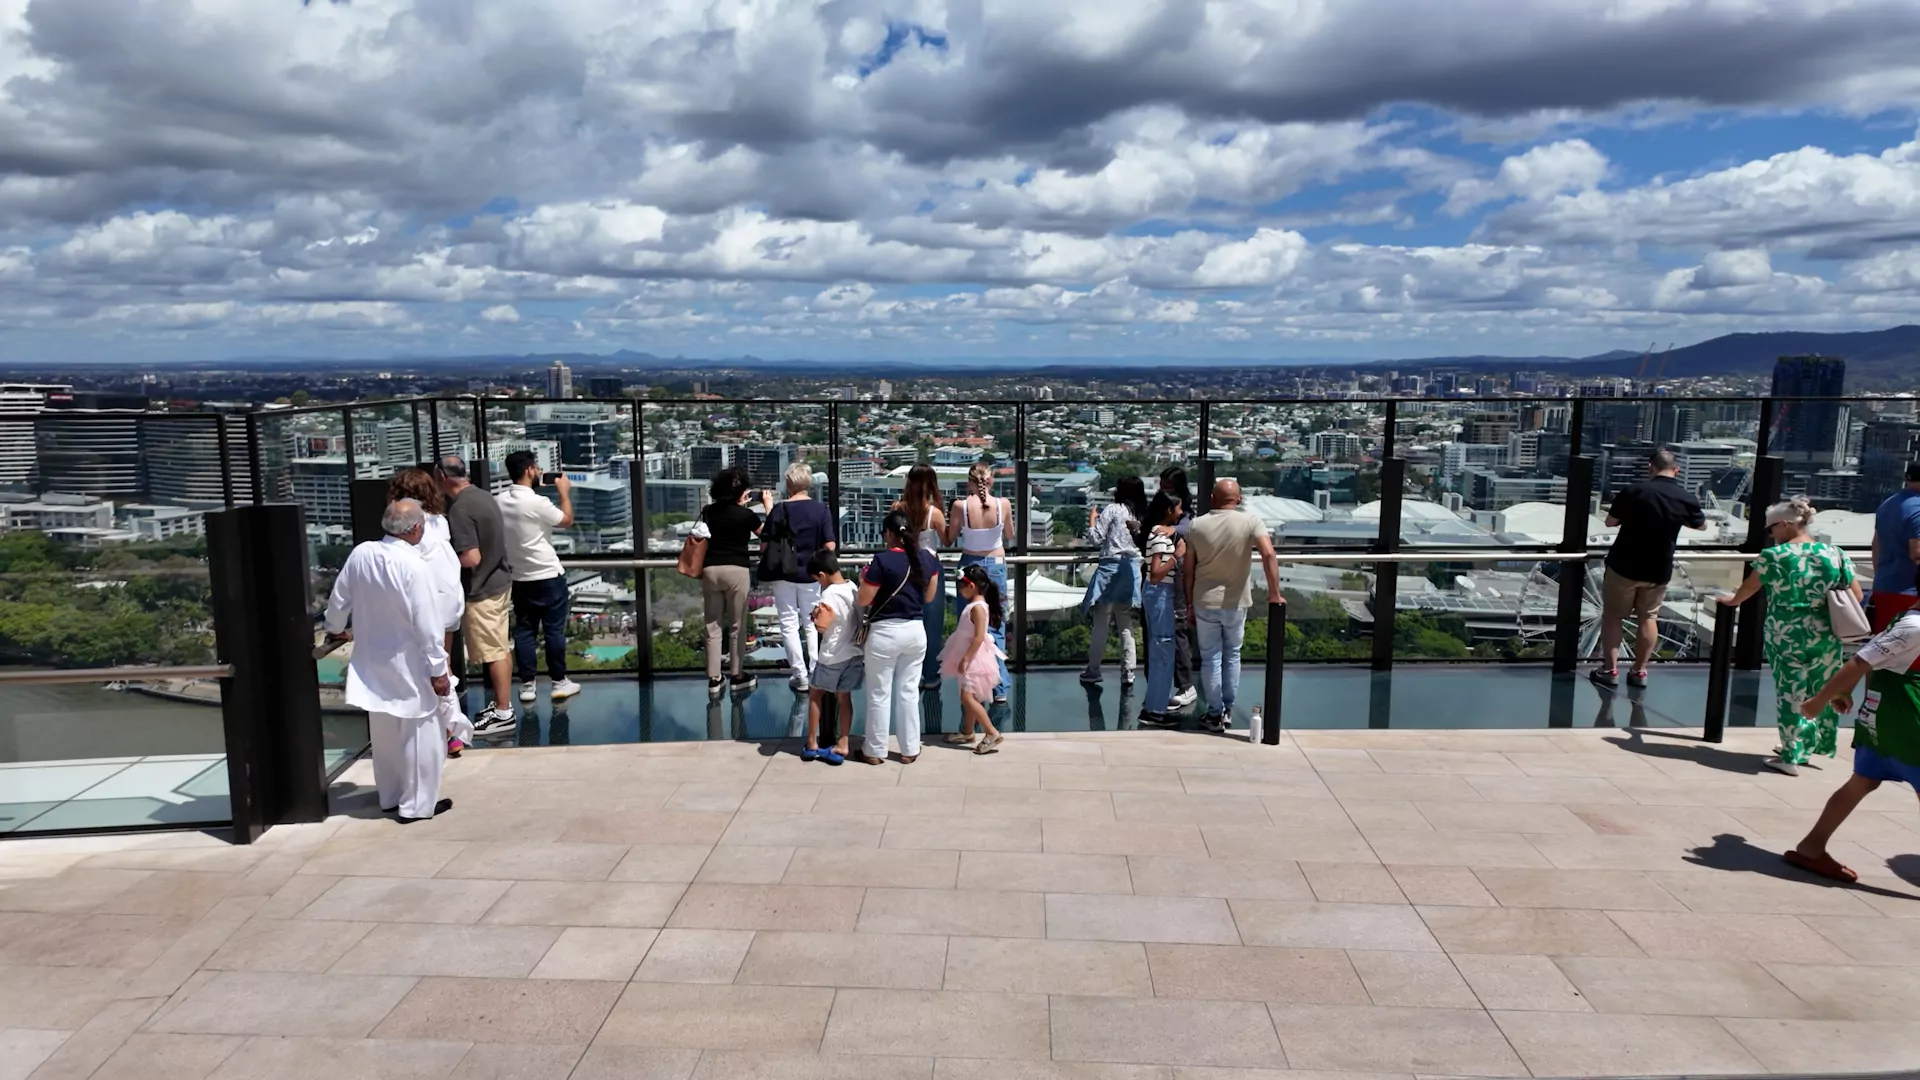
left=541, top=472, right=563, bottom=485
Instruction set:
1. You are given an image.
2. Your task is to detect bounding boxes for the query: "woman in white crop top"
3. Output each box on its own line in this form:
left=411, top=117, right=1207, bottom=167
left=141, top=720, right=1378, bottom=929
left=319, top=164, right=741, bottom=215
left=948, top=461, right=1015, bottom=703
left=892, top=463, right=948, bottom=689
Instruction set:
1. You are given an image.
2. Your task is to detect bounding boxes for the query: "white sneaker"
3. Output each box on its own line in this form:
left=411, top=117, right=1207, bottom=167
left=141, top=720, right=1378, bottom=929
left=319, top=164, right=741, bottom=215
left=550, top=678, right=582, bottom=700
left=1763, top=756, right=1800, bottom=777
left=1170, top=686, right=1198, bottom=709
left=519, top=681, right=537, bottom=703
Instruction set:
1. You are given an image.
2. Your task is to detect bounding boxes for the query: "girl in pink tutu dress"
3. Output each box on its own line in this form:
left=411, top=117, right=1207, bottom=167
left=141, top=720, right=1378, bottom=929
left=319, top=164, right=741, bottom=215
left=939, top=564, right=1007, bottom=754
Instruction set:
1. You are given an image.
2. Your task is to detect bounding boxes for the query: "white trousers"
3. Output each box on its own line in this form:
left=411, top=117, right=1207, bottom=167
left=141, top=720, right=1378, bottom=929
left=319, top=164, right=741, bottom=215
left=370, top=709, right=444, bottom=819
left=770, top=579, right=821, bottom=678
left=863, top=618, right=926, bottom=760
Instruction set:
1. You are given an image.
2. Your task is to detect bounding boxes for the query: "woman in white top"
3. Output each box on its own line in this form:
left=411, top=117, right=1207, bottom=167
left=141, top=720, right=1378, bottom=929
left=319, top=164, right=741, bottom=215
left=388, top=468, right=472, bottom=754
left=948, top=460, right=1015, bottom=703
left=893, top=463, right=947, bottom=689
left=1080, top=475, right=1145, bottom=687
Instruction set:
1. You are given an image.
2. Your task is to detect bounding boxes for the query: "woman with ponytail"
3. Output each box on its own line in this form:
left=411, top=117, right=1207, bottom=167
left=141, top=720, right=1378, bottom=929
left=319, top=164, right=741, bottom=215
left=947, top=460, right=1015, bottom=703
left=893, top=464, right=948, bottom=690
left=856, top=510, right=942, bottom=765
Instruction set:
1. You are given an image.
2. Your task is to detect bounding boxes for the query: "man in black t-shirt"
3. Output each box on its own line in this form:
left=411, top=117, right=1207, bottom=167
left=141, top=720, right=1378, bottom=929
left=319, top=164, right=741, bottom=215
left=1594, top=448, right=1707, bottom=688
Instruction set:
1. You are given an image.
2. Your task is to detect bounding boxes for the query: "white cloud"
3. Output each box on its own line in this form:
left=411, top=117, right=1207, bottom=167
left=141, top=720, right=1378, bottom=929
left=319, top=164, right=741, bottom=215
left=479, top=304, right=521, bottom=324
left=1444, top=139, right=1610, bottom=215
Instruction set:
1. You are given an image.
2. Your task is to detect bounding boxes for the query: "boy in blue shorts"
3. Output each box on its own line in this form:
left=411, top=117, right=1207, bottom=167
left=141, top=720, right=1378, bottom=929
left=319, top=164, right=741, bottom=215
left=802, top=549, right=860, bottom=765
left=1784, top=569, right=1920, bottom=882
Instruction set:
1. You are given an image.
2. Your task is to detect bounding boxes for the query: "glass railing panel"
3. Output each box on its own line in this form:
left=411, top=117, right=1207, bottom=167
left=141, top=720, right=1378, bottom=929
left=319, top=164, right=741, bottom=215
left=1023, top=402, right=1198, bottom=550
left=639, top=401, right=826, bottom=554
left=1206, top=402, right=1385, bottom=548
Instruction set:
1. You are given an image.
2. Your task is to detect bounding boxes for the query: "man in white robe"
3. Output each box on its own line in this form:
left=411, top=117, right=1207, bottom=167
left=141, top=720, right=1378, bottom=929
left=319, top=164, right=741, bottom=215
left=324, top=499, right=454, bottom=821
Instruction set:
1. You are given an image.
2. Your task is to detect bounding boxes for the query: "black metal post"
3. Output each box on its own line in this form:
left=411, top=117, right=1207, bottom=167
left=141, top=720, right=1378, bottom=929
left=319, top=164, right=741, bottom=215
left=1013, top=425, right=1030, bottom=674
left=1380, top=400, right=1397, bottom=460
left=475, top=396, right=490, bottom=469
left=245, top=413, right=264, bottom=504
left=1369, top=458, right=1406, bottom=671
left=428, top=399, right=442, bottom=462
left=1568, top=398, right=1586, bottom=459
left=1704, top=599, right=1737, bottom=742
left=1554, top=454, right=1596, bottom=673
left=206, top=504, right=327, bottom=843
left=826, top=402, right=841, bottom=523
left=343, top=407, right=357, bottom=478
left=1196, top=399, right=1214, bottom=513
left=410, top=400, right=424, bottom=462
left=216, top=414, right=235, bottom=508
left=1262, top=600, right=1284, bottom=742
left=1736, top=453, right=1783, bottom=671
left=631, top=404, right=652, bottom=679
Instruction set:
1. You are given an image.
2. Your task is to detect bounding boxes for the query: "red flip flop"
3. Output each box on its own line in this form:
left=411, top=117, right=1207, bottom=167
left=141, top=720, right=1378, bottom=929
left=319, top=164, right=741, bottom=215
left=1783, top=849, right=1858, bottom=883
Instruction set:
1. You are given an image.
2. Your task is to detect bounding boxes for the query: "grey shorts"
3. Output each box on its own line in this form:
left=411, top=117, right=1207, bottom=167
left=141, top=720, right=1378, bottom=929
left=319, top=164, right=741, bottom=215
left=811, top=657, right=864, bottom=693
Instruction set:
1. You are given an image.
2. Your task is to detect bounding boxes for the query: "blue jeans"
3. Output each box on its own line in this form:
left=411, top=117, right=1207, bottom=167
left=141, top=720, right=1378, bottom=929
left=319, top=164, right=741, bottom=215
left=957, top=553, right=1011, bottom=698
left=1141, top=580, right=1176, bottom=714
left=512, top=575, right=570, bottom=683
left=1195, top=606, right=1248, bottom=718
left=921, top=563, right=945, bottom=685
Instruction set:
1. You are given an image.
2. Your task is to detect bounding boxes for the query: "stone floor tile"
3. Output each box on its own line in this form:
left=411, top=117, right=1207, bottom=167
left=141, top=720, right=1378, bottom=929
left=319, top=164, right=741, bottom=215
left=786, top=848, right=958, bottom=890
left=737, top=931, right=947, bottom=990
left=18, top=996, right=158, bottom=1080
left=481, top=881, right=685, bottom=928
left=1050, top=997, right=1284, bottom=1069
left=936, top=1061, right=1171, bottom=1080
left=741, top=786, right=822, bottom=813
left=1365, top=750, right=1520, bottom=777
left=1609, top=777, right=1793, bottom=807
left=956, top=852, right=1130, bottom=894
left=436, top=842, right=628, bottom=882
left=1384, top=866, right=1496, bottom=907
left=81, top=1032, right=242, bottom=1080
left=665, top=783, right=754, bottom=813
left=1719, top=1018, right=1920, bottom=1074
left=0, top=1028, right=70, bottom=1080
left=1762, top=962, right=1920, bottom=1020
left=1339, top=801, right=1433, bottom=834
left=1506, top=751, right=1666, bottom=779
left=1040, top=765, right=1186, bottom=793
left=0, top=868, right=149, bottom=913
left=720, top=813, right=884, bottom=850
left=296, top=877, right=512, bottom=925
left=1360, top=832, right=1550, bottom=869
left=1300, top=748, right=1382, bottom=773
left=596, top=982, right=833, bottom=1051
left=1491, top=1010, right=1764, bottom=1077
left=88, top=871, right=268, bottom=920
left=1606, top=911, right=1853, bottom=962
left=1110, top=793, right=1272, bottom=825
left=1048, top=893, right=1240, bottom=945
left=1176, top=770, right=1325, bottom=798
left=608, top=846, right=715, bottom=884
left=811, top=787, right=967, bottom=818
left=1417, top=906, right=1643, bottom=957
left=1451, top=954, right=1592, bottom=1012
left=294, top=840, right=468, bottom=879
left=696, top=848, right=796, bottom=885
left=884, top=816, right=1042, bottom=853
left=858, top=887, right=1045, bottom=938
left=1126, top=856, right=1311, bottom=901
left=1300, top=862, right=1404, bottom=904
left=1045, top=821, right=1207, bottom=858
left=202, top=918, right=376, bottom=973
left=1571, top=803, right=1748, bottom=838
left=1414, top=801, right=1594, bottom=835
left=667, top=884, right=864, bottom=931
left=528, top=928, right=659, bottom=981
left=1557, top=956, right=1814, bottom=1018
left=330, top=923, right=562, bottom=978
left=1270, top=1004, right=1523, bottom=1076
left=204, top=1036, right=473, bottom=1080
left=824, top=989, right=1050, bottom=1060
left=446, top=1043, right=588, bottom=1080
left=253, top=874, right=340, bottom=919
left=1256, top=797, right=1359, bottom=831
left=1801, top=913, right=1920, bottom=963
left=691, top=1050, right=932, bottom=1080
left=1199, top=826, right=1376, bottom=864
left=945, top=937, right=1152, bottom=997
left=147, top=971, right=417, bottom=1038
left=959, top=789, right=1115, bottom=821
left=1463, top=776, right=1634, bottom=805
left=633, top=929, right=754, bottom=984
left=1346, top=951, right=1476, bottom=1008
left=0, top=911, right=184, bottom=968
left=895, top=761, right=1039, bottom=790
left=1144, top=944, right=1365, bottom=1004
left=566, top=1046, right=702, bottom=1080
left=555, top=811, right=734, bottom=847
left=0, top=965, right=123, bottom=1028
left=372, top=978, right=623, bottom=1044
left=1646, top=870, right=1883, bottom=916
left=1470, top=867, right=1685, bottom=911
left=1229, top=901, right=1437, bottom=952
left=1527, top=833, right=1707, bottom=871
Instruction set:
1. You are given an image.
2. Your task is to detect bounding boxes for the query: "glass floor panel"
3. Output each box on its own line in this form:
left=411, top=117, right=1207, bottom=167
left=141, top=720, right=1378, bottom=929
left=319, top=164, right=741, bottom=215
left=462, top=665, right=1796, bottom=748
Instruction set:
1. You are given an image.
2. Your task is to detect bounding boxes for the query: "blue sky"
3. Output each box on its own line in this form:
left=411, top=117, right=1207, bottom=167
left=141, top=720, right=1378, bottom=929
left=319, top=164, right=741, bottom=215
left=3, top=1, right=1920, bottom=365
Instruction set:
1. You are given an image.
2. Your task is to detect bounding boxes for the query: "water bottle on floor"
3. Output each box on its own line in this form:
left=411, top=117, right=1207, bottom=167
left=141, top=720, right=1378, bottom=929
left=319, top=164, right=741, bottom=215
left=1248, top=706, right=1263, bottom=745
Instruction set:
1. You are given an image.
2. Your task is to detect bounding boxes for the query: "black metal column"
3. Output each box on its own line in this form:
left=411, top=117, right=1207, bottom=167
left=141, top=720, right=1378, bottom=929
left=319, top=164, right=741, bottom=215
left=1704, top=600, right=1737, bottom=742
left=207, top=504, right=327, bottom=844
left=1369, top=458, right=1406, bottom=671
left=632, top=404, right=652, bottom=679
left=1196, top=400, right=1214, bottom=513
left=1262, top=601, right=1284, bottom=742
left=1735, top=453, right=1783, bottom=671
left=344, top=408, right=358, bottom=478
left=1554, top=454, right=1596, bottom=673
left=245, top=414, right=264, bottom=504
left=428, top=399, right=442, bottom=461
left=217, top=415, right=235, bottom=508
left=826, top=402, right=841, bottom=523
left=1013, top=401, right=1029, bottom=673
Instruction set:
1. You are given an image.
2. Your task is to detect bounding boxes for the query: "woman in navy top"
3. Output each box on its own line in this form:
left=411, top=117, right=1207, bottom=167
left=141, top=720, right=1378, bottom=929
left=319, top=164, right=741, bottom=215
left=855, top=510, right=941, bottom=765
left=767, top=461, right=838, bottom=691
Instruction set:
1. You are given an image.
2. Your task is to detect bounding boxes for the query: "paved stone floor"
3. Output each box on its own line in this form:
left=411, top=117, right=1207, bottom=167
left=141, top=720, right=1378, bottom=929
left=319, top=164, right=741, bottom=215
left=4, top=726, right=1920, bottom=1079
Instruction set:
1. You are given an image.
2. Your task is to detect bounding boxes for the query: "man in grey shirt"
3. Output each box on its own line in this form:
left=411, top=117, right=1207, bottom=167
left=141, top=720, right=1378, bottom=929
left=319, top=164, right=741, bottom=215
left=436, top=454, right=516, bottom=732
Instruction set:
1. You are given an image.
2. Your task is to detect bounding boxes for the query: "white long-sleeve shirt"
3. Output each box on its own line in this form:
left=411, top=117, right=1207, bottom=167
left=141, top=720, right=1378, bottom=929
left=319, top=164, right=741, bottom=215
left=325, top=535, right=450, bottom=718
left=420, top=514, right=465, bottom=632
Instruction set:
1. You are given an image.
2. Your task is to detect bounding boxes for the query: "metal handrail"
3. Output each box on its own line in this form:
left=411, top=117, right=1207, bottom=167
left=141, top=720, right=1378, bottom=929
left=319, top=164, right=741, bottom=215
left=0, top=664, right=234, bottom=686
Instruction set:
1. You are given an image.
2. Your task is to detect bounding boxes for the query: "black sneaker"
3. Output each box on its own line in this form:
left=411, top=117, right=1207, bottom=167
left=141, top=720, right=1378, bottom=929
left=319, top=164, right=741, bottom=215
left=733, top=673, right=759, bottom=695
left=1138, top=711, right=1180, bottom=729
left=1079, top=673, right=1102, bottom=687
left=708, top=677, right=726, bottom=699
left=1588, top=668, right=1618, bottom=689
left=1202, top=713, right=1229, bottom=733
left=1625, top=669, right=1649, bottom=688
left=472, top=706, right=516, bottom=734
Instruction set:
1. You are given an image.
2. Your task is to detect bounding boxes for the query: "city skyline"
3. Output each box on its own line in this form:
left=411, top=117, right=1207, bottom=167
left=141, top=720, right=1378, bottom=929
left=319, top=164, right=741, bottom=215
left=5, top=3, right=1920, bottom=364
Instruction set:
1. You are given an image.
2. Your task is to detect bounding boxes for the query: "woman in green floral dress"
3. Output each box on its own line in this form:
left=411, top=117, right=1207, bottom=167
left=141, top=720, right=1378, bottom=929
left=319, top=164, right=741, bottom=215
left=1717, top=495, right=1862, bottom=776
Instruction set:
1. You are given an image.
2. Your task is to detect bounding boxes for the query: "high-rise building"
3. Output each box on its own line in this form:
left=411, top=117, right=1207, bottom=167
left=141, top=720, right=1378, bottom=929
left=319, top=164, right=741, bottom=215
left=739, top=443, right=797, bottom=489
left=547, top=360, right=574, bottom=400
left=1464, top=411, right=1518, bottom=446
left=688, top=444, right=733, bottom=479
left=142, top=412, right=257, bottom=505
left=1859, top=418, right=1920, bottom=511
left=290, top=457, right=351, bottom=524
left=1650, top=403, right=1700, bottom=446
left=34, top=394, right=148, bottom=499
left=524, top=404, right=618, bottom=467
left=1, top=383, right=69, bottom=487
left=1672, top=442, right=1741, bottom=497
left=587, top=376, right=624, bottom=399
left=1307, top=430, right=1366, bottom=463
left=1771, top=355, right=1847, bottom=488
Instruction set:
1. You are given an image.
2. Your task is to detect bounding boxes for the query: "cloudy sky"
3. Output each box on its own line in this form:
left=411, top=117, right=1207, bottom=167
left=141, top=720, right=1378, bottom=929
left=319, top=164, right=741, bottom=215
left=6, top=0, right=1920, bottom=365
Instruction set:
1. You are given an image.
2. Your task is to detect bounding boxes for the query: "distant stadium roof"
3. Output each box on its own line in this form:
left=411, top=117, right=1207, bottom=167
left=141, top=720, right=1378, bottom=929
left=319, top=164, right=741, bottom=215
left=1354, top=498, right=1458, bottom=522
left=1242, top=495, right=1325, bottom=527
left=1811, top=509, right=1875, bottom=548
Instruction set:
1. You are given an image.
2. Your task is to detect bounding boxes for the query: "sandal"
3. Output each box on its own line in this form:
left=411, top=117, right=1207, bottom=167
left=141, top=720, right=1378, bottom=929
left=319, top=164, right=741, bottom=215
left=1783, top=849, right=1857, bottom=883
left=851, top=751, right=886, bottom=766
left=975, top=734, right=1003, bottom=755
left=898, top=754, right=918, bottom=765
left=945, top=732, right=978, bottom=746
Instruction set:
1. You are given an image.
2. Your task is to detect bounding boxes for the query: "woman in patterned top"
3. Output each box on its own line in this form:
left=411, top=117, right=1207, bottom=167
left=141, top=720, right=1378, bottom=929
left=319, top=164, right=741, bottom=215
left=1717, top=495, right=1863, bottom=776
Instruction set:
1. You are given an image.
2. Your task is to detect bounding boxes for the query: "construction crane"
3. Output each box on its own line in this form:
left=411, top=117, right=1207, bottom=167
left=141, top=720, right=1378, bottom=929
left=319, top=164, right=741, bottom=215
left=1632, top=342, right=1656, bottom=383
left=1651, top=342, right=1674, bottom=383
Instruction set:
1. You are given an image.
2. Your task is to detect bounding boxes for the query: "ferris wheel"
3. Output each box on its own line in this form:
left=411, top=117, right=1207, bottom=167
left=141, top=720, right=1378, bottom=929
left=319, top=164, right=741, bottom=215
left=1514, top=559, right=1705, bottom=661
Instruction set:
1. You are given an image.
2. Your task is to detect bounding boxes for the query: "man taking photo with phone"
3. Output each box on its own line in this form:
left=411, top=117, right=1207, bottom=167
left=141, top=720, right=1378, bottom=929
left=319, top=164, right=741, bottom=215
left=500, top=450, right=582, bottom=705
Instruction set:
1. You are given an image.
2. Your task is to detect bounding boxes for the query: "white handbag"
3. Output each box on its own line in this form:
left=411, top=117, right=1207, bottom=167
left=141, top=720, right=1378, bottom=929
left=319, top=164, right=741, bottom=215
left=1828, top=582, right=1871, bottom=643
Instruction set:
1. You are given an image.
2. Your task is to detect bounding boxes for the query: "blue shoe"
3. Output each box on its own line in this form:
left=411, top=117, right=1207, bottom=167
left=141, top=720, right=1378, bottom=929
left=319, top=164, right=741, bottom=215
left=801, top=748, right=823, bottom=762
left=820, top=749, right=846, bottom=766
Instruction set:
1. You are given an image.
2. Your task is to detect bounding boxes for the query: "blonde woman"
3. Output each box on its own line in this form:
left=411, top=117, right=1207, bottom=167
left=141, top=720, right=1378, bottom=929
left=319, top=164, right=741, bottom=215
left=948, top=460, right=1015, bottom=703
left=1717, top=495, right=1862, bottom=775
left=767, top=461, right=838, bottom=692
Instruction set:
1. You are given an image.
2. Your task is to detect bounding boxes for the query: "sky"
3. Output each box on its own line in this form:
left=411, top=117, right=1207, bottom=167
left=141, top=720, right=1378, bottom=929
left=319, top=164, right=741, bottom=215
left=6, top=1, right=1920, bottom=365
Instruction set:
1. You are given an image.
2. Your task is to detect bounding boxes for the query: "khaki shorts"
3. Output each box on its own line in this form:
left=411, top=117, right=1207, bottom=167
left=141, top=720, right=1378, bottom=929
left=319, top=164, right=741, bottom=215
left=1601, top=567, right=1665, bottom=624
left=462, top=590, right=512, bottom=664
